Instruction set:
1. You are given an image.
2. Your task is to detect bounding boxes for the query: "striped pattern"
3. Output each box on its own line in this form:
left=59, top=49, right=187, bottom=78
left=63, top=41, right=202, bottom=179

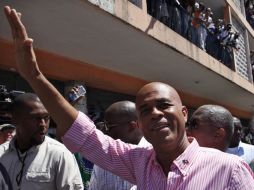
left=74, top=153, right=94, bottom=189
left=63, top=112, right=254, bottom=190
left=89, top=165, right=134, bottom=190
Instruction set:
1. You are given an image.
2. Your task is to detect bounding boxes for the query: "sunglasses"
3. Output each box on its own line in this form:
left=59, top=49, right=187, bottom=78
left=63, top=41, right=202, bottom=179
left=96, top=121, right=121, bottom=132
left=96, top=121, right=132, bottom=132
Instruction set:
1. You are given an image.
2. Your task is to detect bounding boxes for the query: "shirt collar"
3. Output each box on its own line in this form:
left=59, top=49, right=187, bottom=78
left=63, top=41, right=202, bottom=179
left=227, top=141, right=243, bottom=152
left=172, top=137, right=199, bottom=176
left=8, top=135, right=44, bottom=154
left=151, top=137, right=200, bottom=176
left=238, top=141, right=244, bottom=147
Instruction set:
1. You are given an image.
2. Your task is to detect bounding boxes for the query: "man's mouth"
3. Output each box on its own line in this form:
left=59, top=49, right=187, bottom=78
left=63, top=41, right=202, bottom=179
left=150, top=123, right=170, bottom=131
left=6, top=135, right=13, bottom=140
left=37, top=130, right=46, bottom=136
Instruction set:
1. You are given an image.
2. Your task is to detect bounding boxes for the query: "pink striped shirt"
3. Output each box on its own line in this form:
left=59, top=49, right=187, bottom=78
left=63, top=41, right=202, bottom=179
left=62, top=112, right=254, bottom=189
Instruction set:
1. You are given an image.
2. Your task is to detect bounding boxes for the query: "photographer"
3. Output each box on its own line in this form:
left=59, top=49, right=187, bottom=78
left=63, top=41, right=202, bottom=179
left=0, top=124, right=15, bottom=145
left=0, top=85, right=22, bottom=145
left=67, top=85, right=94, bottom=190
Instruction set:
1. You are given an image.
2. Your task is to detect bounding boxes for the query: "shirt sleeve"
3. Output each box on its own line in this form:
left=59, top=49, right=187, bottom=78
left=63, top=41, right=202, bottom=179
left=62, top=112, right=138, bottom=184
left=229, top=160, right=254, bottom=189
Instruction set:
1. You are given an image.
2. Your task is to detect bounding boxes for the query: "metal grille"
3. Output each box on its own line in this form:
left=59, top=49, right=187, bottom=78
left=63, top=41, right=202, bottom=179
left=232, top=0, right=243, bottom=13
left=88, top=0, right=114, bottom=14
left=232, top=16, right=249, bottom=80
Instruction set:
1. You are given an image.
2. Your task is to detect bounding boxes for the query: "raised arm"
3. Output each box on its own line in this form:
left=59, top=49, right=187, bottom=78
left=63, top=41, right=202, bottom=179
left=4, top=6, right=78, bottom=138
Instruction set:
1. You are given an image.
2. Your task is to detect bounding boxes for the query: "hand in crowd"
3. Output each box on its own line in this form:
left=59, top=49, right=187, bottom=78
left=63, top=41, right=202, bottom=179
left=4, top=6, right=41, bottom=81
left=4, top=6, right=78, bottom=138
left=68, top=86, right=86, bottom=106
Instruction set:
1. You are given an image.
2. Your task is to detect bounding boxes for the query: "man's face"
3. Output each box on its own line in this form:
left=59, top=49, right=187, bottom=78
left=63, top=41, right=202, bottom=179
left=14, top=100, right=50, bottom=147
left=105, top=121, right=131, bottom=143
left=250, top=125, right=254, bottom=134
left=0, top=128, right=15, bottom=144
left=136, top=84, right=188, bottom=151
left=231, top=123, right=242, bottom=146
left=187, top=119, right=216, bottom=149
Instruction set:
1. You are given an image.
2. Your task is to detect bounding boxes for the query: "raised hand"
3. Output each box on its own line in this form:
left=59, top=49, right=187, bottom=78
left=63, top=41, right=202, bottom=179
left=68, top=85, right=86, bottom=105
left=4, top=6, right=41, bottom=81
left=3, top=6, right=79, bottom=138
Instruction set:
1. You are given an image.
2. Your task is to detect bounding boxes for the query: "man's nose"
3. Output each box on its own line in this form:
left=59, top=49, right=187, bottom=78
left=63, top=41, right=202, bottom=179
left=151, top=107, right=164, bottom=118
left=7, top=131, right=13, bottom=136
left=38, top=117, right=48, bottom=126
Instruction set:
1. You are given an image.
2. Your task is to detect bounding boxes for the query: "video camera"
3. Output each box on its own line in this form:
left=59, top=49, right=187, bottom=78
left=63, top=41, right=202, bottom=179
left=0, top=85, right=25, bottom=124
left=0, top=85, right=25, bottom=109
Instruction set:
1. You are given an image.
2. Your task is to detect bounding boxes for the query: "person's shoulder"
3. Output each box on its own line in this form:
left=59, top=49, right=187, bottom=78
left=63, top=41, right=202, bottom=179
left=198, top=146, right=244, bottom=165
left=0, top=141, right=11, bottom=156
left=129, top=144, right=155, bottom=165
left=0, top=141, right=10, bottom=149
left=240, top=141, right=254, bottom=149
left=43, top=136, right=71, bottom=153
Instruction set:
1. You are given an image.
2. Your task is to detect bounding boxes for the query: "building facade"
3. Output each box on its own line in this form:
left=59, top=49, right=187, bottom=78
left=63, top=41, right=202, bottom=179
left=0, top=0, right=254, bottom=119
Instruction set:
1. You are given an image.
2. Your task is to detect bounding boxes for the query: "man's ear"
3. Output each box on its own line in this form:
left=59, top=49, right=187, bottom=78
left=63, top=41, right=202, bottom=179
left=213, top=128, right=227, bottom=151
left=129, top=121, right=139, bottom=130
left=182, top=106, right=188, bottom=122
left=214, top=128, right=226, bottom=140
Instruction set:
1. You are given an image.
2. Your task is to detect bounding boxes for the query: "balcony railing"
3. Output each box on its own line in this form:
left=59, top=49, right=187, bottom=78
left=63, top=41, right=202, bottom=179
left=232, top=0, right=244, bottom=13
left=87, top=0, right=253, bottom=82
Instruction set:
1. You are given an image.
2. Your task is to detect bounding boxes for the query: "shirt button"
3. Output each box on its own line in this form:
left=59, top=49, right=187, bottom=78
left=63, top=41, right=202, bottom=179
left=182, top=159, right=189, bottom=165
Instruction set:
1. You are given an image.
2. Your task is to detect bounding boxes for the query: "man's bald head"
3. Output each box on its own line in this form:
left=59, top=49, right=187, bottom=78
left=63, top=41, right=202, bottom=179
left=135, top=82, right=189, bottom=152
left=11, top=93, right=41, bottom=115
left=105, top=101, right=137, bottom=124
left=191, top=105, right=233, bottom=126
left=136, top=82, right=183, bottom=109
left=188, top=104, right=234, bottom=151
left=101, top=101, right=142, bottom=144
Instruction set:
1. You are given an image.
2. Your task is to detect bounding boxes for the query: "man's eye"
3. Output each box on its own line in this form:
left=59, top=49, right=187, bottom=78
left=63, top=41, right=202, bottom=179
left=32, top=115, right=50, bottom=122
left=140, top=108, right=150, bottom=116
left=44, top=115, right=50, bottom=121
left=158, top=102, right=171, bottom=109
left=188, top=120, right=198, bottom=130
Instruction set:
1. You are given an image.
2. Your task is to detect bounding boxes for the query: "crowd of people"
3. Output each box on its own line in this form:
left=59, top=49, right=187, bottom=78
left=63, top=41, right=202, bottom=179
left=1, top=5, right=254, bottom=190
left=146, top=0, right=240, bottom=68
left=242, top=116, right=254, bottom=145
left=246, top=0, right=254, bottom=28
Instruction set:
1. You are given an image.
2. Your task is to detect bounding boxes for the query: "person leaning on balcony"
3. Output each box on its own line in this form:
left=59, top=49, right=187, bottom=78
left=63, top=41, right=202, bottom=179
left=168, top=0, right=182, bottom=34
left=205, top=11, right=216, bottom=55
left=214, top=19, right=225, bottom=60
left=196, top=2, right=206, bottom=50
left=4, top=6, right=254, bottom=189
left=186, top=105, right=234, bottom=152
left=190, top=2, right=202, bottom=47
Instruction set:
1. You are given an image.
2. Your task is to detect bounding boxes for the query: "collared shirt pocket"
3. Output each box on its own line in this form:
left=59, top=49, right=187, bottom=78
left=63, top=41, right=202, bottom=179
left=26, top=169, right=53, bottom=183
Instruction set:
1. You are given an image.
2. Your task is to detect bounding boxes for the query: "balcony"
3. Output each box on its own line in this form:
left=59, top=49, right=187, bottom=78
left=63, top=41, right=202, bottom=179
left=0, top=0, right=254, bottom=118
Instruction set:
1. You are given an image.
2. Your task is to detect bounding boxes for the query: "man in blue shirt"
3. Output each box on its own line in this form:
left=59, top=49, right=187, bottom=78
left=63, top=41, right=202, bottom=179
left=226, top=117, right=254, bottom=164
